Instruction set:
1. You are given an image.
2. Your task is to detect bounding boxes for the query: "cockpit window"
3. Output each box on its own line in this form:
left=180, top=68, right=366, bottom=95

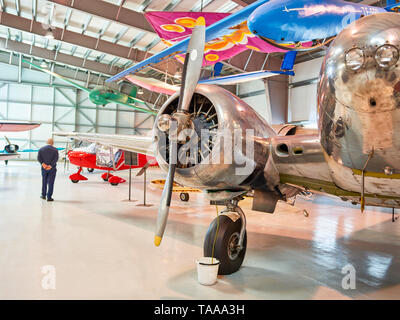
left=86, top=143, right=97, bottom=154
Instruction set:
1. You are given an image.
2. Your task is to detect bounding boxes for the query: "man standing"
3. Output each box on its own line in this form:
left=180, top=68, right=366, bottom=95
left=38, top=138, right=59, bottom=202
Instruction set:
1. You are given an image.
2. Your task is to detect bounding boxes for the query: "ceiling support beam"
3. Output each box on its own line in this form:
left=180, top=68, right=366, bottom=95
left=0, top=37, right=121, bottom=75
left=0, top=10, right=180, bottom=75
left=46, top=0, right=155, bottom=34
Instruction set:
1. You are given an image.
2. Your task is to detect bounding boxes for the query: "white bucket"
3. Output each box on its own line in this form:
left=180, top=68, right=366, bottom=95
left=196, top=257, right=220, bottom=286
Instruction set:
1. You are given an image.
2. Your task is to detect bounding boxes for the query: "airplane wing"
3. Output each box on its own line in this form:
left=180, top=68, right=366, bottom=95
left=0, top=121, right=40, bottom=132
left=106, top=0, right=274, bottom=82
left=125, top=75, right=178, bottom=96
left=53, top=132, right=155, bottom=157
left=0, top=153, right=20, bottom=161
left=199, top=70, right=294, bottom=85
left=16, top=147, right=65, bottom=153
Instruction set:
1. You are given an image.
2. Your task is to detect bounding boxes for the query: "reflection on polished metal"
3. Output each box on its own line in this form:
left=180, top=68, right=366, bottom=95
left=155, top=85, right=277, bottom=194
left=51, top=11, right=400, bottom=276
left=1, top=163, right=400, bottom=299
left=318, top=12, right=400, bottom=207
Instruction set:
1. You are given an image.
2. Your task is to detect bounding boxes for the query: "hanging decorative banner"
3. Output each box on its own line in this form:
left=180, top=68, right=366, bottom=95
left=145, top=11, right=286, bottom=66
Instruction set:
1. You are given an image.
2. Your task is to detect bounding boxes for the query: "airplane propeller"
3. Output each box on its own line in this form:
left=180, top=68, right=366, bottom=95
left=154, top=17, right=206, bottom=247
left=22, top=59, right=156, bottom=116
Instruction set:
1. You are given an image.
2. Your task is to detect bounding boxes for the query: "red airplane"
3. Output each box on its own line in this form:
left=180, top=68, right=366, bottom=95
left=67, top=143, right=157, bottom=186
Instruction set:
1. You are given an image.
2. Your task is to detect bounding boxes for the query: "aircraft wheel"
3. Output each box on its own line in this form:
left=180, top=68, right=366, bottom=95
left=87, top=168, right=94, bottom=173
left=71, top=180, right=79, bottom=184
left=103, top=178, right=108, bottom=182
left=204, top=215, right=247, bottom=275
left=110, top=182, right=119, bottom=186
left=5, top=160, right=8, bottom=165
left=180, top=192, right=189, bottom=202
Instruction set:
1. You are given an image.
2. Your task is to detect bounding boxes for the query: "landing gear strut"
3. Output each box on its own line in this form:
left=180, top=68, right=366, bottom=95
left=204, top=198, right=247, bottom=275
left=69, top=167, right=88, bottom=183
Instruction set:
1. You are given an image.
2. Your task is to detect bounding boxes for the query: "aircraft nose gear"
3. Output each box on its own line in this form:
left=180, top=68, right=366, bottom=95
left=204, top=197, right=247, bottom=275
left=179, top=192, right=190, bottom=202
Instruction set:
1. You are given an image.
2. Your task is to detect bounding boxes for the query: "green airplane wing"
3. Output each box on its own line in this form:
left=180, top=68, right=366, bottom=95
left=23, top=59, right=90, bottom=92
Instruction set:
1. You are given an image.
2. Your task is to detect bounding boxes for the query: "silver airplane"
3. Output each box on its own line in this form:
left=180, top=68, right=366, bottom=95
left=55, top=12, right=400, bottom=275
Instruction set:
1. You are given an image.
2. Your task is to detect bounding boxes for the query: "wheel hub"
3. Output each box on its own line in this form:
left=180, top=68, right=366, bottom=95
left=227, top=232, right=241, bottom=260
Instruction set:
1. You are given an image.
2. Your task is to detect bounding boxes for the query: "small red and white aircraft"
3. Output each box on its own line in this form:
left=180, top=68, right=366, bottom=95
left=67, top=143, right=157, bottom=186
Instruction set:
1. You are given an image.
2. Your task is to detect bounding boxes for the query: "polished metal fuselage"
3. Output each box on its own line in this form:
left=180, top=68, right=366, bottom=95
left=153, top=13, right=400, bottom=208
left=318, top=12, right=400, bottom=204
left=155, top=84, right=277, bottom=192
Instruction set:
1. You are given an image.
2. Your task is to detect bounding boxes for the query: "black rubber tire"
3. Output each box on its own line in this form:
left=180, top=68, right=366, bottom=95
left=87, top=168, right=94, bottom=173
left=204, top=215, right=247, bottom=275
left=180, top=192, right=189, bottom=202
left=5, top=160, right=8, bottom=165
left=110, top=183, right=118, bottom=186
left=71, top=180, right=79, bottom=184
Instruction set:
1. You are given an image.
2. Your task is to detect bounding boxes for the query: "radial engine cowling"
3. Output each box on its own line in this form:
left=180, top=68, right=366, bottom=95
left=154, top=85, right=277, bottom=192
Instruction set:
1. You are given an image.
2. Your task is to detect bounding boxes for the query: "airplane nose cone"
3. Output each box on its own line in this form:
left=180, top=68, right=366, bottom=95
left=318, top=12, right=400, bottom=169
left=319, top=12, right=400, bottom=114
left=248, top=1, right=288, bottom=42
left=249, top=0, right=336, bottom=43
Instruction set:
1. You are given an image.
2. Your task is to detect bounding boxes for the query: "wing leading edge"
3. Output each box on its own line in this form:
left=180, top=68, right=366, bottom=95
left=0, top=121, right=41, bottom=132
left=53, top=132, right=156, bottom=157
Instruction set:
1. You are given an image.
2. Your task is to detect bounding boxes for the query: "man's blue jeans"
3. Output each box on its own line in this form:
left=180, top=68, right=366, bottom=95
left=41, top=167, right=57, bottom=199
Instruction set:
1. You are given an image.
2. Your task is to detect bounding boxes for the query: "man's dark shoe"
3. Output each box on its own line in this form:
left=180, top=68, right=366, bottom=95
left=41, top=195, right=46, bottom=200
left=47, top=198, right=54, bottom=202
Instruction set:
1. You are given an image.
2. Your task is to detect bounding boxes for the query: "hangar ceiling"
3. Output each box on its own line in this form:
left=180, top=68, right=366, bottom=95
left=0, top=0, right=285, bottom=107
left=0, top=0, right=387, bottom=107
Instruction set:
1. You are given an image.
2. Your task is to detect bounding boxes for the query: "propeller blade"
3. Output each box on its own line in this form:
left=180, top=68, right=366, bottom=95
left=154, top=18, right=205, bottom=247
left=4, top=136, right=11, bottom=145
left=155, top=162, right=176, bottom=247
left=177, top=17, right=206, bottom=113
left=22, top=59, right=90, bottom=93
left=154, top=137, right=177, bottom=247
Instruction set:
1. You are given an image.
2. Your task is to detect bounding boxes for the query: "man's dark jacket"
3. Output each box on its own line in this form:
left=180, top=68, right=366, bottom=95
left=37, top=145, right=59, bottom=168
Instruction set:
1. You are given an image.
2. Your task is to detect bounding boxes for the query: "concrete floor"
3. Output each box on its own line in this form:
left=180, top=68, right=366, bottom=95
left=0, top=161, right=399, bottom=300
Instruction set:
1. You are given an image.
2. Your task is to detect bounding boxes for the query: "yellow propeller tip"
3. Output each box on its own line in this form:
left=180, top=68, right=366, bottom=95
left=197, top=17, right=206, bottom=26
left=154, top=236, right=162, bottom=247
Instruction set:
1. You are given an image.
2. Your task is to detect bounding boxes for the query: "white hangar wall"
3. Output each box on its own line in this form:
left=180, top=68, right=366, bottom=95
left=237, top=80, right=272, bottom=123
left=236, top=75, right=289, bottom=125
left=0, top=62, right=154, bottom=160
left=288, top=56, right=325, bottom=125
